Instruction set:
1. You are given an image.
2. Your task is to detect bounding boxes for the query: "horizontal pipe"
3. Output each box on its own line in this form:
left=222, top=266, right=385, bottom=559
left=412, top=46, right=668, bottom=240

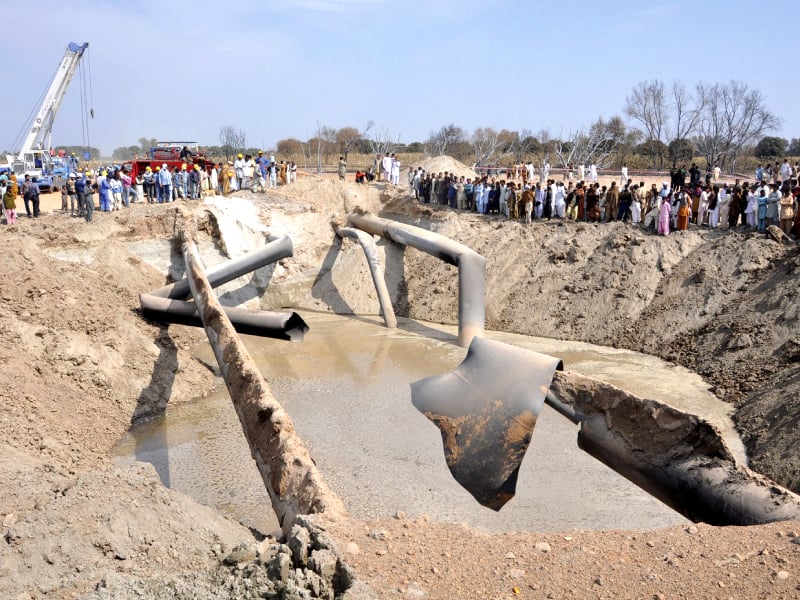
left=550, top=370, right=800, bottom=526
left=335, top=226, right=397, bottom=329
left=578, top=416, right=800, bottom=525
left=140, top=293, right=308, bottom=342
left=150, top=234, right=294, bottom=300
left=347, top=213, right=485, bottom=347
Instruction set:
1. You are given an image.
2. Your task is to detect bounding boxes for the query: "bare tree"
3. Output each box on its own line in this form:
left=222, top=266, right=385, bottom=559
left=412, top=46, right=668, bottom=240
left=553, top=118, right=619, bottom=169
left=625, top=80, right=668, bottom=168
left=425, top=124, right=466, bottom=156
left=470, top=127, right=505, bottom=167
left=366, top=125, right=399, bottom=157
left=670, top=81, right=703, bottom=143
left=312, top=121, right=337, bottom=173
left=219, top=125, right=247, bottom=162
left=692, top=81, right=781, bottom=173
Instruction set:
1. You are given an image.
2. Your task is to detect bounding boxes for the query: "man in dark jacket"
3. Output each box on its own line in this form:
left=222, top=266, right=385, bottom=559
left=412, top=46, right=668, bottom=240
left=28, top=177, right=40, bottom=217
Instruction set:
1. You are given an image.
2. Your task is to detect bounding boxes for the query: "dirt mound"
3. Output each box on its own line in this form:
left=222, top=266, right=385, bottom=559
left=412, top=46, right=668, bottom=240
left=408, top=155, right=478, bottom=180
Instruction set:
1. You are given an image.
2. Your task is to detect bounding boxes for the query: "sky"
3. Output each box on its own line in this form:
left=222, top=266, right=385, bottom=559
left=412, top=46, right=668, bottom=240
left=2, top=0, right=797, bottom=157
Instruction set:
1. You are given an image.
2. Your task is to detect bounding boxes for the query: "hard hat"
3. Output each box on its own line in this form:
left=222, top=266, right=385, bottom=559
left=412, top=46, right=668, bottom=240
left=155, top=166, right=160, bottom=171
left=258, top=150, right=263, bottom=154
left=162, top=163, right=168, bottom=169
left=237, top=153, right=243, bottom=158
left=101, top=170, right=107, bottom=176
left=145, top=166, right=152, bottom=171
left=194, top=164, right=200, bottom=170
left=181, top=164, right=187, bottom=170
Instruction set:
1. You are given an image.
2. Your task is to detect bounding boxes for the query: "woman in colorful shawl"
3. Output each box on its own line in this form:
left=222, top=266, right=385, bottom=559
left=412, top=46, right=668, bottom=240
left=657, top=194, right=671, bottom=235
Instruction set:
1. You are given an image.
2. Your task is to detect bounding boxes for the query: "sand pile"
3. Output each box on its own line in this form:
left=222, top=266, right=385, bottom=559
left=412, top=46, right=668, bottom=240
left=406, top=155, right=478, bottom=180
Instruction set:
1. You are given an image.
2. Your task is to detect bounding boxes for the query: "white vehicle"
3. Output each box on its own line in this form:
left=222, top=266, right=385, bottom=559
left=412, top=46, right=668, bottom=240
left=5, top=42, right=90, bottom=190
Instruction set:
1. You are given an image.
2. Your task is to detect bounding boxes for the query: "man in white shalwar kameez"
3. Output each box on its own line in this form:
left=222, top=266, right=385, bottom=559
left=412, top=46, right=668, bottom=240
left=589, top=163, right=598, bottom=183
left=534, top=183, right=545, bottom=219
left=553, top=182, right=566, bottom=218
left=381, top=154, right=392, bottom=182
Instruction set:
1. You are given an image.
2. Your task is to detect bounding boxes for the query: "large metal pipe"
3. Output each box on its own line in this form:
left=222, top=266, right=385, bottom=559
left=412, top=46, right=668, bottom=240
left=181, top=237, right=347, bottom=532
left=347, top=213, right=485, bottom=347
left=335, top=226, right=397, bottom=329
left=139, top=293, right=308, bottom=342
left=151, top=234, right=294, bottom=300
left=550, top=370, right=800, bottom=525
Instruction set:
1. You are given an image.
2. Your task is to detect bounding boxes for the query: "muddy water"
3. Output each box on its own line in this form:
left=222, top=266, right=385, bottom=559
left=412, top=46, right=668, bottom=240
left=115, top=313, right=744, bottom=534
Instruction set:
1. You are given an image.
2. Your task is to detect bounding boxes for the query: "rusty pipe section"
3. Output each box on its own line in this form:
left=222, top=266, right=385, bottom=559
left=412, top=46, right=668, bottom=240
left=347, top=212, right=485, bottom=347
left=151, top=234, right=294, bottom=300
left=335, top=226, right=397, bottom=329
left=181, top=238, right=347, bottom=533
left=550, top=371, right=800, bottom=526
left=139, top=293, right=308, bottom=342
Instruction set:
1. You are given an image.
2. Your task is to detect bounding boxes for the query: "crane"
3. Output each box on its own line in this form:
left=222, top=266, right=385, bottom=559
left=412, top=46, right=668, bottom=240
left=6, top=42, right=90, bottom=190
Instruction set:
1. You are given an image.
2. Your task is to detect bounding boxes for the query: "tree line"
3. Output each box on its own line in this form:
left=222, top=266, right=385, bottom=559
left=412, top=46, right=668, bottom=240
left=108, top=79, right=793, bottom=173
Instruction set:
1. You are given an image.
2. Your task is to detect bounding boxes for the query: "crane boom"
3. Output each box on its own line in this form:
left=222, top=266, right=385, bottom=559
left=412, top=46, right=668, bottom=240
left=19, top=42, right=89, bottom=154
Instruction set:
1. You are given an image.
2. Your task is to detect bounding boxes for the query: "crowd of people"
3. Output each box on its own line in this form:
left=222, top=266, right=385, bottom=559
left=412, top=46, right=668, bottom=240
left=3, top=151, right=799, bottom=239
left=0, top=149, right=305, bottom=226
left=403, top=161, right=800, bottom=237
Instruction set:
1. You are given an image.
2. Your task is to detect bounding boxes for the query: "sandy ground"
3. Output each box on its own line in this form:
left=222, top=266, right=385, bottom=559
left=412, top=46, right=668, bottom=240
left=2, top=167, right=800, bottom=599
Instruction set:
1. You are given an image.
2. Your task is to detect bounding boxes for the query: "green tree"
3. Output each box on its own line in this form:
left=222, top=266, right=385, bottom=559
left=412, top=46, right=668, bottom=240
left=138, top=137, right=158, bottom=154
left=754, top=136, right=788, bottom=159
left=111, top=146, right=142, bottom=161
left=668, top=138, right=694, bottom=164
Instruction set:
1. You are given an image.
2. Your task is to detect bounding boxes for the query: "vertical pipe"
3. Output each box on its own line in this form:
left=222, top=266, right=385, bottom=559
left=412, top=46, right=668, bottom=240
left=335, top=226, right=397, bottom=329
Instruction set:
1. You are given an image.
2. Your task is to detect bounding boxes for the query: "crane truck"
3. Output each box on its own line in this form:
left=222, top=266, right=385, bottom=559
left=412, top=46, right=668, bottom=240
left=5, top=42, right=89, bottom=192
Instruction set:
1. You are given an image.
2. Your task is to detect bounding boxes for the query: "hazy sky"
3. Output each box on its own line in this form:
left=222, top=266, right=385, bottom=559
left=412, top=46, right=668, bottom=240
left=2, top=0, right=796, bottom=156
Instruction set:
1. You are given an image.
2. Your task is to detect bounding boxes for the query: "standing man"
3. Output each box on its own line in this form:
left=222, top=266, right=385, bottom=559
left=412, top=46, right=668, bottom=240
left=158, top=163, right=172, bottom=203
left=780, top=158, right=792, bottom=187
left=589, top=163, right=598, bottom=183
left=620, top=163, right=628, bottom=186
left=338, top=156, right=347, bottom=181
left=189, top=165, right=201, bottom=199
left=21, top=174, right=32, bottom=217
left=391, top=155, right=400, bottom=185
left=381, top=153, right=392, bottom=182
left=234, top=153, right=245, bottom=190
left=27, top=177, right=41, bottom=217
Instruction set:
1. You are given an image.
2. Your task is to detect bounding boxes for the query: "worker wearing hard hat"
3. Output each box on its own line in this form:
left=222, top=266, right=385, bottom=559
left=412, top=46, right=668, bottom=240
left=143, top=166, right=155, bottom=203
left=175, top=164, right=188, bottom=199
left=188, top=163, right=201, bottom=199
left=234, top=153, right=245, bottom=190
